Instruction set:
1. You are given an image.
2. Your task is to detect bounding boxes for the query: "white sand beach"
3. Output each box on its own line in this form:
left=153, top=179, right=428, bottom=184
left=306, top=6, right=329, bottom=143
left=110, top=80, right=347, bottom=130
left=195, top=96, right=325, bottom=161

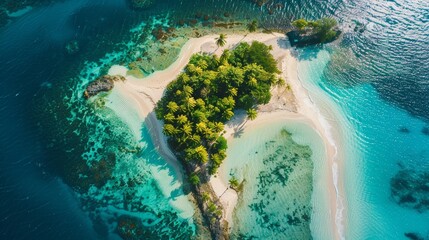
left=105, top=33, right=344, bottom=239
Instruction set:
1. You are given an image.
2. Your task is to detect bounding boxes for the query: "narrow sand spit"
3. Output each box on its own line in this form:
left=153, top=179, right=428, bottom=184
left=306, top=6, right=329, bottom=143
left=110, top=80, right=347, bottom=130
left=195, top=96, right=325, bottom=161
left=106, top=32, right=344, bottom=239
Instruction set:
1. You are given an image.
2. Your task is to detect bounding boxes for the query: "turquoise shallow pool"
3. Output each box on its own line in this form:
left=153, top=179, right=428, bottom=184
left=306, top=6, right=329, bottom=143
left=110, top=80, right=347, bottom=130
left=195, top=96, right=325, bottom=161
left=221, top=120, right=334, bottom=239
left=298, top=48, right=429, bottom=239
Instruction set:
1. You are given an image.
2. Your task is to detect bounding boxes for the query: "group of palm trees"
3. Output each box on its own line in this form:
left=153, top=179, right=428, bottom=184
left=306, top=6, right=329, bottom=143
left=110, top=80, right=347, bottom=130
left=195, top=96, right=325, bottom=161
left=214, top=20, right=259, bottom=48
left=213, top=20, right=260, bottom=122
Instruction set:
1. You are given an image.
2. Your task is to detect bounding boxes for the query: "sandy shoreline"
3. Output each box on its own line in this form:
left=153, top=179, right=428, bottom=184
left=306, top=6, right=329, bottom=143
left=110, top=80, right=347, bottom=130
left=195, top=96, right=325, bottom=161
left=105, top=33, right=344, bottom=238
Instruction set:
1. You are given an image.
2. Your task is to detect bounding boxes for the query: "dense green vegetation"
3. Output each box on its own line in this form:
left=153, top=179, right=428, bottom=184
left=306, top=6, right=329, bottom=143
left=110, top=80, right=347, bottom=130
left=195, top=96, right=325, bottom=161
left=155, top=41, right=281, bottom=175
left=292, top=17, right=338, bottom=42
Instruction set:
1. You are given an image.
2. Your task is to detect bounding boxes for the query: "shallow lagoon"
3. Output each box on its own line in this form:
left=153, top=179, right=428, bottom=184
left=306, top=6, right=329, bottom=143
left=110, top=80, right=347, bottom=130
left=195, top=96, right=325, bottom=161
left=221, top=120, right=334, bottom=239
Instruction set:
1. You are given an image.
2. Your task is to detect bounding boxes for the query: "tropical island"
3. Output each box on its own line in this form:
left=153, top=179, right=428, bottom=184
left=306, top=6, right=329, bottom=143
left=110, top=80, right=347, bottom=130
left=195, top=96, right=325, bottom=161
left=154, top=40, right=283, bottom=238
left=81, top=11, right=345, bottom=236
left=89, top=31, right=345, bottom=239
left=1, top=0, right=426, bottom=238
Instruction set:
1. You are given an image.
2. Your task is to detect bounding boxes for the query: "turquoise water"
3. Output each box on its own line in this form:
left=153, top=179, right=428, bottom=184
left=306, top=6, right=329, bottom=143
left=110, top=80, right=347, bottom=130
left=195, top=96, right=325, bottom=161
left=221, top=120, right=334, bottom=239
left=59, top=16, right=197, bottom=238
left=1, top=0, right=428, bottom=239
left=298, top=48, right=429, bottom=239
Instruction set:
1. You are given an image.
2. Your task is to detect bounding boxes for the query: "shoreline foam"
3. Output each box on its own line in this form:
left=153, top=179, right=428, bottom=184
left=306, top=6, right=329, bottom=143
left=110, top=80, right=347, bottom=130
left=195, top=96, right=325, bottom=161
left=287, top=51, right=347, bottom=239
left=105, top=33, right=345, bottom=239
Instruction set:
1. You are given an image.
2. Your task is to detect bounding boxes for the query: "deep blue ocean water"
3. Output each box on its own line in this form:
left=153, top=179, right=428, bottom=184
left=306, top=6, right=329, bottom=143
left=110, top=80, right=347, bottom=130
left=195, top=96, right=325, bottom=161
left=0, top=0, right=428, bottom=239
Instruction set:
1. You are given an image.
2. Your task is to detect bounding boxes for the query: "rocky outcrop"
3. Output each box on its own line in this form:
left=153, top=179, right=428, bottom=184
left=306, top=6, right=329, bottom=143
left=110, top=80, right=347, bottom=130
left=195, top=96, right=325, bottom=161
left=196, top=186, right=229, bottom=240
left=65, top=40, right=79, bottom=54
left=84, top=75, right=125, bottom=99
left=184, top=164, right=230, bottom=240
left=286, top=28, right=341, bottom=47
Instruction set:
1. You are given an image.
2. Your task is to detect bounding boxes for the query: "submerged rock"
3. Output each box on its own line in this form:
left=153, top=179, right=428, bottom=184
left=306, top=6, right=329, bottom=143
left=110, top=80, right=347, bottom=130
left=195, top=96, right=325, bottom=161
left=399, top=126, right=410, bottom=133
left=404, top=232, right=424, bottom=240
left=422, top=127, right=429, bottom=136
left=128, top=0, right=155, bottom=9
left=65, top=40, right=79, bottom=54
left=84, top=75, right=125, bottom=99
left=390, top=169, right=429, bottom=212
left=353, top=20, right=366, bottom=33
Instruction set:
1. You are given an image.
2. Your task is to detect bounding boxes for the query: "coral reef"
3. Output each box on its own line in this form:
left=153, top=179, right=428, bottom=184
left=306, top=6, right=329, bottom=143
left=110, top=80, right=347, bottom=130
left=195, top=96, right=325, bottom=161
left=65, top=40, right=79, bottom=54
left=84, top=75, right=125, bottom=99
left=128, top=0, right=154, bottom=9
left=391, top=168, right=429, bottom=212
left=404, top=232, right=425, bottom=240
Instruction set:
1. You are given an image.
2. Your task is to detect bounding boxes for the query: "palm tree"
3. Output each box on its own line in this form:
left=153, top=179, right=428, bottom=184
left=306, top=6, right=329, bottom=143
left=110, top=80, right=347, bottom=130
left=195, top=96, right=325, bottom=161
left=190, top=134, right=201, bottom=144
left=196, top=122, right=207, bottom=134
left=215, top=34, right=227, bottom=48
left=185, top=97, right=196, bottom=110
left=213, top=122, right=224, bottom=133
left=194, top=145, right=208, bottom=163
left=193, top=110, right=207, bottom=122
left=176, top=115, right=188, bottom=124
left=163, top=124, right=177, bottom=136
left=219, top=49, right=230, bottom=65
left=189, top=173, right=200, bottom=185
left=196, top=98, right=205, bottom=108
left=202, top=192, right=210, bottom=202
left=182, top=123, right=192, bottom=136
left=229, top=87, right=238, bottom=97
left=247, top=20, right=258, bottom=33
left=164, top=113, right=175, bottom=122
left=229, top=176, right=239, bottom=188
left=222, top=109, right=234, bottom=120
left=167, top=101, right=179, bottom=113
left=248, top=77, right=258, bottom=87
left=246, top=108, right=258, bottom=120
left=183, top=85, right=193, bottom=97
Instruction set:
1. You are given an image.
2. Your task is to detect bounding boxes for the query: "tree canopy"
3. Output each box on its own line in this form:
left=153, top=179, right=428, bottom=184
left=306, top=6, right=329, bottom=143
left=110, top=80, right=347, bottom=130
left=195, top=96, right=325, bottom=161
left=292, top=17, right=338, bottom=43
left=155, top=41, right=280, bottom=175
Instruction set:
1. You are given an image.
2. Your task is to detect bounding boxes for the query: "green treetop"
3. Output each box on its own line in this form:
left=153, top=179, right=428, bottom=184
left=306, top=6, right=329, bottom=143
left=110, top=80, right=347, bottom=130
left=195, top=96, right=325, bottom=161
left=246, top=108, right=258, bottom=120
left=247, top=20, right=258, bottom=33
left=215, top=34, right=227, bottom=47
left=155, top=41, right=281, bottom=177
left=292, top=17, right=338, bottom=43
